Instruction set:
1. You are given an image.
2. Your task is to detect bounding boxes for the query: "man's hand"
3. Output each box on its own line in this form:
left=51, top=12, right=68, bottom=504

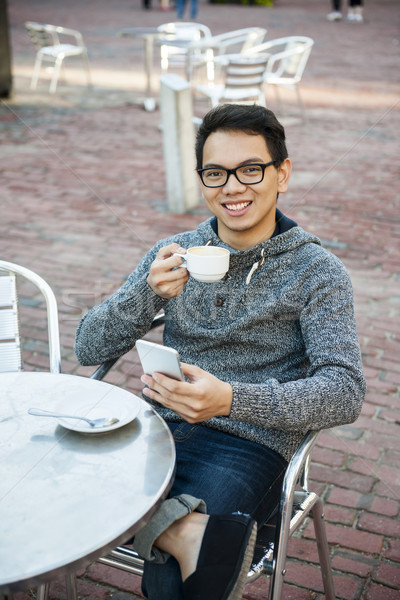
left=147, top=243, right=190, bottom=299
left=141, top=363, right=233, bottom=423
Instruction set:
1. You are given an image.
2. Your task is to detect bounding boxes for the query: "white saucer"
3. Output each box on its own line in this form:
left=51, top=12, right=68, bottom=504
left=55, top=386, right=141, bottom=433
left=191, top=272, right=226, bottom=282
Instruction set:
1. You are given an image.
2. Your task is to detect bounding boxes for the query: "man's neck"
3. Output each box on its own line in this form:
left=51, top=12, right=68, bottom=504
left=216, top=219, right=277, bottom=251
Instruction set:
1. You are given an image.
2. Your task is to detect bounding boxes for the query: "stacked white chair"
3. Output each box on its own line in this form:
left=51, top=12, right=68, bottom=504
left=246, top=36, right=314, bottom=117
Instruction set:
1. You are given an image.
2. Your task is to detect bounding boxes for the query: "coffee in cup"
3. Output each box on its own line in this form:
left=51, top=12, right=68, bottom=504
left=174, top=246, right=230, bottom=283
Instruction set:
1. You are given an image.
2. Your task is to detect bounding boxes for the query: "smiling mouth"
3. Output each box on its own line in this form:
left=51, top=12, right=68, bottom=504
left=223, top=201, right=252, bottom=212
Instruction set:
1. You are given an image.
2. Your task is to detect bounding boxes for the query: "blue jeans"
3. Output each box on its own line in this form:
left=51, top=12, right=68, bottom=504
left=176, top=0, right=198, bottom=19
left=142, top=422, right=287, bottom=600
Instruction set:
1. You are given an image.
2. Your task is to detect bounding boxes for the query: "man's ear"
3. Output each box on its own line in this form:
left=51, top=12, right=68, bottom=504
left=277, top=158, right=292, bottom=193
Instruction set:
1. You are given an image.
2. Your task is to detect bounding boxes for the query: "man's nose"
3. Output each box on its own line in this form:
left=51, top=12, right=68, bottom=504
left=223, top=172, right=246, bottom=191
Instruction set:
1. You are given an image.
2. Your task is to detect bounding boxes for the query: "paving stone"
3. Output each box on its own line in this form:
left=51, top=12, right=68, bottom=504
left=324, top=504, right=358, bottom=527
left=373, top=561, right=400, bottom=588
left=310, top=463, right=376, bottom=493
left=357, top=512, right=400, bottom=538
left=369, top=496, right=399, bottom=518
left=384, top=539, right=400, bottom=564
left=304, top=521, right=384, bottom=555
left=365, top=582, right=400, bottom=600
left=317, top=432, right=382, bottom=460
left=331, top=550, right=377, bottom=578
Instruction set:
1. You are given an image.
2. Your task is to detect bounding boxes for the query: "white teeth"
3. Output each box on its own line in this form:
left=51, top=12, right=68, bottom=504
left=225, top=202, right=251, bottom=211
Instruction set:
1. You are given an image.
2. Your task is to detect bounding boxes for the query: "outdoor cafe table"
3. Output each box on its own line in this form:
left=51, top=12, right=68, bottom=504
left=0, top=371, right=176, bottom=596
left=118, top=27, right=162, bottom=111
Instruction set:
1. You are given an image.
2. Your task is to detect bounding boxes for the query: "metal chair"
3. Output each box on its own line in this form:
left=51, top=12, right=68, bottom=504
left=25, top=21, right=91, bottom=93
left=0, top=262, right=76, bottom=600
left=92, top=314, right=335, bottom=599
left=246, top=36, right=314, bottom=118
left=195, top=54, right=270, bottom=108
left=0, top=260, right=61, bottom=374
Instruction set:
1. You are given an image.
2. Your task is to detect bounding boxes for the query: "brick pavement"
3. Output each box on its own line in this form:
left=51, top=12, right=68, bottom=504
left=1, top=0, right=399, bottom=598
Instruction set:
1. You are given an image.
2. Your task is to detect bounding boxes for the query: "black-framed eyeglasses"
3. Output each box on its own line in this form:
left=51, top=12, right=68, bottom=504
left=197, top=161, right=277, bottom=188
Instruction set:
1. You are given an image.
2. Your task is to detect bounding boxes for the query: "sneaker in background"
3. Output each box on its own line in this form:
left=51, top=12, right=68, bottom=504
left=327, top=10, right=343, bottom=21
left=347, top=8, right=363, bottom=22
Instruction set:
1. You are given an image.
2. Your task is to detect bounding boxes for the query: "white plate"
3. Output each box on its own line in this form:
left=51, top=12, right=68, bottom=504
left=54, top=386, right=141, bottom=433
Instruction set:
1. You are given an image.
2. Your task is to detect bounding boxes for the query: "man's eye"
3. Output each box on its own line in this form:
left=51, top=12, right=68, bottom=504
left=206, top=170, right=224, bottom=178
left=242, top=165, right=261, bottom=174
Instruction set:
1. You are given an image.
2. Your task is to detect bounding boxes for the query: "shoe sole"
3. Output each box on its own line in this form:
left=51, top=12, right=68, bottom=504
left=226, top=521, right=257, bottom=600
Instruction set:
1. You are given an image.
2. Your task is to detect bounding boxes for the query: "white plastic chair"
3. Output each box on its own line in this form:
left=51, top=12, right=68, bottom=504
left=246, top=36, right=314, bottom=117
left=0, top=260, right=61, bottom=374
left=191, top=27, right=268, bottom=84
left=208, top=27, right=267, bottom=58
left=25, top=21, right=91, bottom=93
left=195, top=54, right=269, bottom=108
left=157, top=22, right=212, bottom=80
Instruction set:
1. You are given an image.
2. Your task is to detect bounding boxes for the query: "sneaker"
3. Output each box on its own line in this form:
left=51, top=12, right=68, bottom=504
left=326, top=11, right=343, bottom=21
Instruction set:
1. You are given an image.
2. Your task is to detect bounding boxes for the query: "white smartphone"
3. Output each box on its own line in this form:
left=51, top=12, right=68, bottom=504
left=136, top=340, right=184, bottom=381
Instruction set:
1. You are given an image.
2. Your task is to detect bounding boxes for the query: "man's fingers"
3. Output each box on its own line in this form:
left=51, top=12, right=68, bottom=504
left=147, top=244, right=189, bottom=298
left=156, top=243, right=186, bottom=260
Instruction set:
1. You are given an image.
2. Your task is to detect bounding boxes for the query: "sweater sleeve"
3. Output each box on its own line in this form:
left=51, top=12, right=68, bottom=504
left=74, top=249, right=168, bottom=366
left=228, top=264, right=366, bottom=432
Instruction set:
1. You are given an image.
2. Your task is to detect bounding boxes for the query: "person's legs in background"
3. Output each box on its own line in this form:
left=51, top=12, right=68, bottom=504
left=327, top=0, right=343, bottom=21
left=141, top=423, right=288, bottom=600
left=176, top=0, right=186, bottom=19
left=347, top=0, right=364, bottom=22
left=189, top=0, right=198, bottom=20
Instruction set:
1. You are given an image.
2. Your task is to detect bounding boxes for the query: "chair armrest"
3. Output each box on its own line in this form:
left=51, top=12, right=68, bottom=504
left=90, top=313, right=166, bottom=381
left=46, top=25, right=84, bottom=46
left=285, top=431, right=319, bottom=487
left=91, top=356, right=120, bottom=381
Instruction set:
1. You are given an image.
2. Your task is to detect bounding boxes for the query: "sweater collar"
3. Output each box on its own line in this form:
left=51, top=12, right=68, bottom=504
left=206, top=208, right=298, bottom=252
left=198, top=209, right=320, bottom=284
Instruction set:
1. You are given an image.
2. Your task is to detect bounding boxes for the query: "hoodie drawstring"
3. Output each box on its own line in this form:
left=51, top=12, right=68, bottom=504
left=246, top=249, right=265, bottom=285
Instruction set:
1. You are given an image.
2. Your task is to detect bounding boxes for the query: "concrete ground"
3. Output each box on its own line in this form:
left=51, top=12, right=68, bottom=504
left=1, top=0, right=399, bottom=598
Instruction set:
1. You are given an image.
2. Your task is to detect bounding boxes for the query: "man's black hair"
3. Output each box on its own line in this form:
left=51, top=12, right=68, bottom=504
left=195, top=104, right=288, bottom=170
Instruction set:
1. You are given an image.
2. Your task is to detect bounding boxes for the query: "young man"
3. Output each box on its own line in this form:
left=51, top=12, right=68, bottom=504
left=75, top=104, right=366, bottom=600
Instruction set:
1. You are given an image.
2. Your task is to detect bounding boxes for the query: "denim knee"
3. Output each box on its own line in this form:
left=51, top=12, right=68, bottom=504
left=133, top=494, right=207, bottom=563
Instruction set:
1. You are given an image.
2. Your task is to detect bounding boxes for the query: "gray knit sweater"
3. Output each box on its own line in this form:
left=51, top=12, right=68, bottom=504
left=75, top=211, right=366, bottom=461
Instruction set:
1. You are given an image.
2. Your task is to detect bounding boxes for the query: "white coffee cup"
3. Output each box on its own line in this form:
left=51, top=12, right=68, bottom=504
left=174, top=246, right=230, bottom=283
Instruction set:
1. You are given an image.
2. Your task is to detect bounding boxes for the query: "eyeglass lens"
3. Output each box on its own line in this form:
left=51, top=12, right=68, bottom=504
left=201, top=164, right=265, bottom=188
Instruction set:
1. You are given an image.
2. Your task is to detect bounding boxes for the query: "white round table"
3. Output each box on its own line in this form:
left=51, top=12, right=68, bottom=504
left=0, top=372, right=175, bottom=593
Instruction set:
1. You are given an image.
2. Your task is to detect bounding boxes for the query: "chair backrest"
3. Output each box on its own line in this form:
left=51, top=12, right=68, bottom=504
left=0, top=260, right=61, bottom=374
left=157, top=22, right=212, bottom=72
left=0, top=273, right=21, bottom=372
left=247, top=36, right=314, bottom=83
left=215, top=54, right=269, bottom=104
left=212, top=27, right=267, bottom=56
left=157, top=22, right=212, bottom=42
left=25, top=21, right=85, bottom=49
left=224, top=54, right=268, bottom=86
left=25, top=21, right=58, bottom=48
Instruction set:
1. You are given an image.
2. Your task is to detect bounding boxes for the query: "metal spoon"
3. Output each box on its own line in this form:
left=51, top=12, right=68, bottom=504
left=28, top=408, right=119, bottom=428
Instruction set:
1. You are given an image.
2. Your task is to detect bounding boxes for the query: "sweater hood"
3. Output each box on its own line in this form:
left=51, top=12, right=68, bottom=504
left=192, top=209, right=322, bottom=284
